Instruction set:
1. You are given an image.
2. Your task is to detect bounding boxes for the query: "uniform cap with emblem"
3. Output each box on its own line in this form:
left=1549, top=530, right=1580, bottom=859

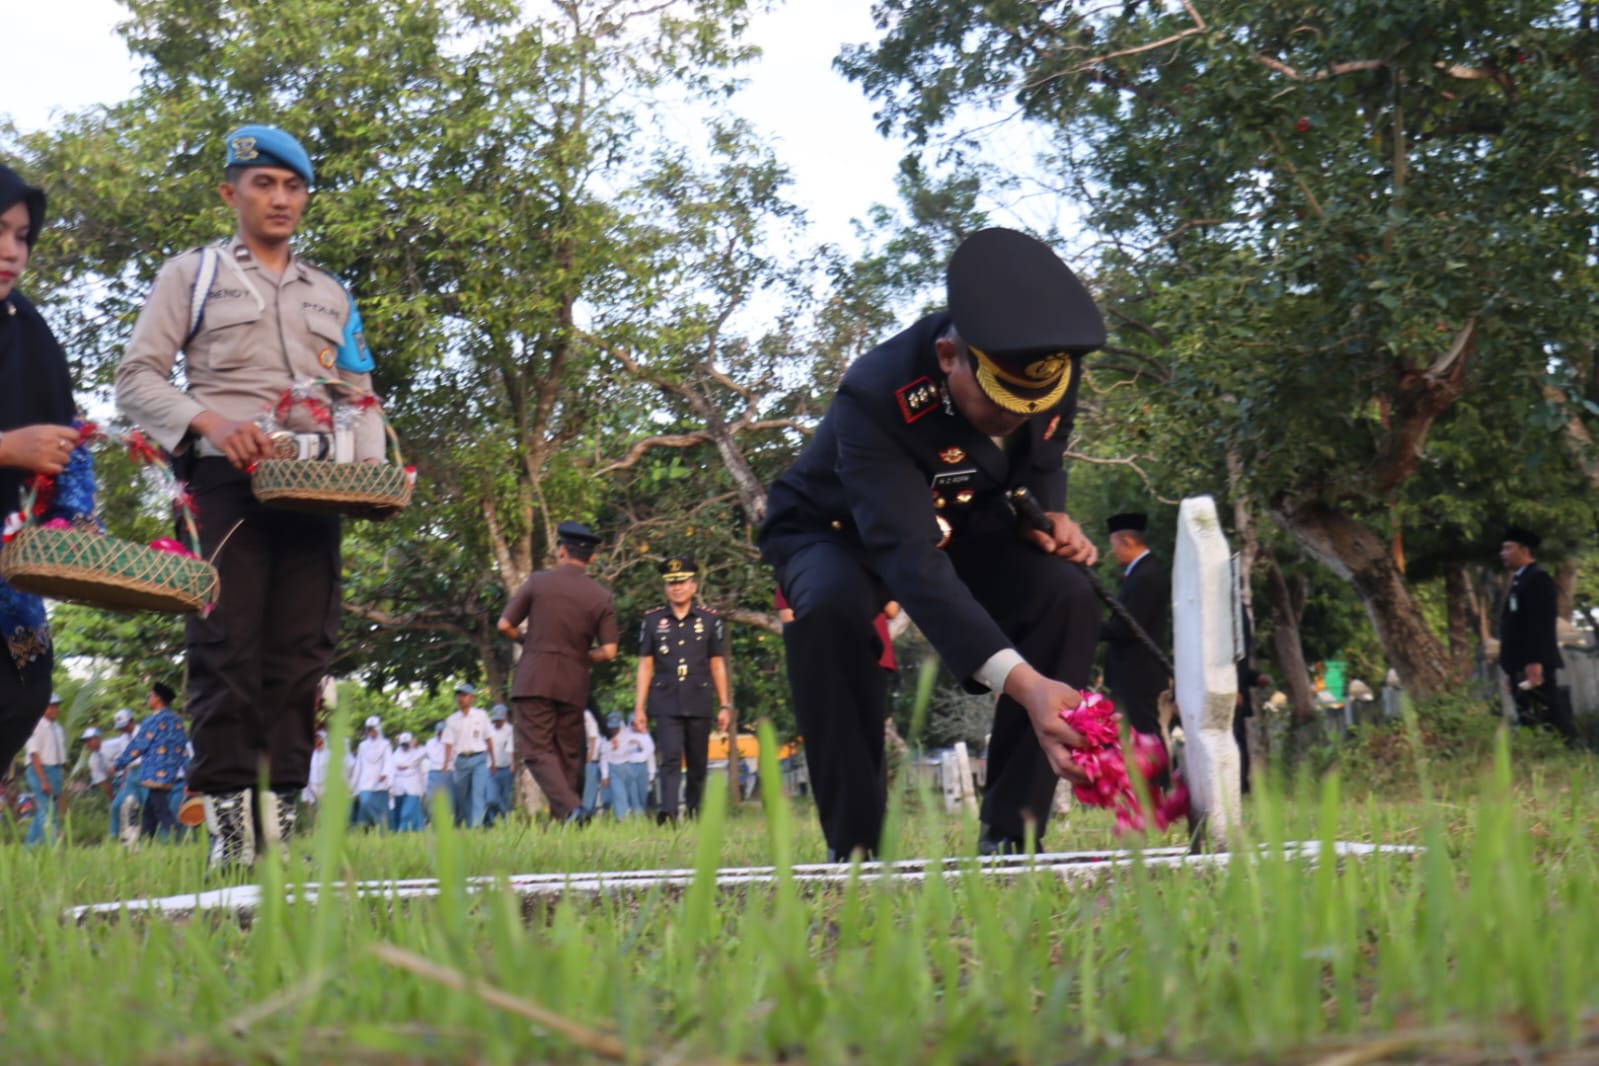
left=223, top=124, right=314, bottom=185
left=1106, top=512, right=1148, bottom=535
left=113, top=708, right=133, bottom=727
left=946, top=227, right=1106, bottom=414
left=81, top=727, right=100, bottom=740
left=1503, top=525, right=1541, bottom=551
left=454, top=682, right=476, bottom=696
left=48, top=692, right=61, bottom=704
left=364, top=715, right=381, bottom=730
left=398, top=731, right=414, bottom=745
left=556, top=520, right=600, bottom=548
left=659, top=557, right=698, bottom=583
left=606, top=712, right=623, bottom=730
left=490, top=704, right=508, bottom=721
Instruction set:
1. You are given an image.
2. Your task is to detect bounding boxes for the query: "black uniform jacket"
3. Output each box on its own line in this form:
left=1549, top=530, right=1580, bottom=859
left=760, top=312, right=1084, bottom=683
left=1500, top=562, right=1563, bottom=676
left=1101, top=552, right=1171, bottom=706
left=640, top=604, right=728, bottom=717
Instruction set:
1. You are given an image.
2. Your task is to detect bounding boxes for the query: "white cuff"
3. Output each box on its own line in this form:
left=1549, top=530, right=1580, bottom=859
left=974, top=649, right=1026, bottom=695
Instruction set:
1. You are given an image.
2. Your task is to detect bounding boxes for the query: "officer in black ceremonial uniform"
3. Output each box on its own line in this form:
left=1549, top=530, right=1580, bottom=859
left=760, top=227, right=1107, bottom=860
left=1100, top=513, right=1171, bottom=741
left=633, top=558, right=733, bottom=821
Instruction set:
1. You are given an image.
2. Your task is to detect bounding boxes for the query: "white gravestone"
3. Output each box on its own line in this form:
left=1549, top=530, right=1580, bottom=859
left=1173, top=495, right=1241, bottom=849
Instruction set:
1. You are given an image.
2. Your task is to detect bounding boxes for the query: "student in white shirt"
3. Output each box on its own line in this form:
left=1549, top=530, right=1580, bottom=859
left=422, top=720, right=451, bottom=822
left=302, top=730, right=329, bottom=815
left=390, top=732, right=427, bottom=832
left=484, top=704, right=515, bottom=825
left=442, top=683, right=494, bottom=828
left=351, top=716, right=393, bottom=829
left=24, top=693, right=66, bottom=846
left=598, top=713, right=655, bottom=820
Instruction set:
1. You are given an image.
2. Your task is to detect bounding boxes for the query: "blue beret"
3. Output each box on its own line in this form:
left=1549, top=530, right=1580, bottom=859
left=223, top=125, right=313, bottom=185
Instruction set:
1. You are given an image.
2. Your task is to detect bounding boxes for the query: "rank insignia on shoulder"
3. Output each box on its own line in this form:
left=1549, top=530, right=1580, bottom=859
left=939, top=447, right=966, bottom=465
left=896, top=377, right=940, bottom=423
left=1044, top=414, right=1062, bottom=440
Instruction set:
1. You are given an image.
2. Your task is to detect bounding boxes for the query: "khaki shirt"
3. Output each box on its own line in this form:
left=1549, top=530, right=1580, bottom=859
left=116, top=237, right=384, bottom=459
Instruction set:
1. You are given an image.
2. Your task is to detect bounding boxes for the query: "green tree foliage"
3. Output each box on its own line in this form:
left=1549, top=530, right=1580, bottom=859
left=841, top=0, right=1599, bottom=696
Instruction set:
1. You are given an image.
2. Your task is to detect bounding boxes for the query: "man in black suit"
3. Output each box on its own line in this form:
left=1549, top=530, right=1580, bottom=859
left=1498, top=526, right=1576, bottom=744
left=760, top=228, right=1106, bottom=860
left=1100, top=514, right=1171, bottom=742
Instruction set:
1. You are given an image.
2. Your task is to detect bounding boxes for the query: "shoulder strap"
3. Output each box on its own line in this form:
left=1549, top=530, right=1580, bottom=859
left=183, top=245, right=223, bottom=348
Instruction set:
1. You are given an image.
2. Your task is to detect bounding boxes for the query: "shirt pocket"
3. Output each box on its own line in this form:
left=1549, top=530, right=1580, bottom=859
left=194, top=297, right=265, bottom=371
left=300, top=303, right=346, bottom=377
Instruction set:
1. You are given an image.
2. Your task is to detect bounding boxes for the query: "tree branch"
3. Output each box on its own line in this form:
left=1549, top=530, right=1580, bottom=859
left=1367, top=319, right=1476, bottom=495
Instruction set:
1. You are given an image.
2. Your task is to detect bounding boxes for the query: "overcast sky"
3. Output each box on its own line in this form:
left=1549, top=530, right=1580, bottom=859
left=8, top=0, right=913, bottom=253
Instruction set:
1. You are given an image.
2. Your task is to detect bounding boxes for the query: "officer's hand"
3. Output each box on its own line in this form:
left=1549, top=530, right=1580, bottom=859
left=1003, top=664, right=1091, bottom=785
left=716, top=706, right=733, bottom=732
left=1526, top=662, right=1545, bottom=688
left=0, top=424, right=81, bottom=475
left=195, top=414, right=274, bottom=469
left=1022, top=511, right=1098, bottom=565
left=632, top=711, right=648, bottom=733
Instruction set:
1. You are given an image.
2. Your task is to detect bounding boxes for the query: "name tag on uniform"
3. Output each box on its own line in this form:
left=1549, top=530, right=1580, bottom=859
left=930, top=468, right=976, bottom=492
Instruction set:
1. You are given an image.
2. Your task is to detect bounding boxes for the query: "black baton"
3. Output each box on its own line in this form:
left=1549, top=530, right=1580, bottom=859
left=1008, top=487, right=1174, bottom=678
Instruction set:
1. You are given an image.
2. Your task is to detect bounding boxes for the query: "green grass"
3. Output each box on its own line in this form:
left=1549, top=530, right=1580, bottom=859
left=3, top=721, right=1598, bottom=1064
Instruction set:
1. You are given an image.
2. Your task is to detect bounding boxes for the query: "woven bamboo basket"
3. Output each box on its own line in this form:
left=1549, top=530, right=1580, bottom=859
left=251, top=456, right=412, bottom=519
left=0, top=525, right=219, bottom=614
left=250, top=381, right=411, bottom=520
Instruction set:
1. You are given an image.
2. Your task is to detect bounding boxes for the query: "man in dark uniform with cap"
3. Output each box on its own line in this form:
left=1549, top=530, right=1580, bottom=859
left=498, top=521, right=620, bottom=822
left=1498, top=526, right=1576, bottom=744
left=633, top=558, right=733, bottom=822
left=759, top=227, right=1106, bottom=860
left=1100, top=513, right=1171, bottom=742
left=116, top=125, right=388, bottom=869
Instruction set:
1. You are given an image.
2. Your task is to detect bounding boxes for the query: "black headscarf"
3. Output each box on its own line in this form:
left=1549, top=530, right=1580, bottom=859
left=0, top=164, right=75, bottom=515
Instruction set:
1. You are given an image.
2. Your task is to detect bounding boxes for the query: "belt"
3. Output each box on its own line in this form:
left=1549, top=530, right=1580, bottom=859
left=457, top=749, right=487, bottom=757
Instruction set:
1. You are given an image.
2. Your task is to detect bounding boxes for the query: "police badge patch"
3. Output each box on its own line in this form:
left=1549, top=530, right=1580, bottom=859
left=896, top=377, right=940, bottom=423
left=318, top=347, right=336, bottom=369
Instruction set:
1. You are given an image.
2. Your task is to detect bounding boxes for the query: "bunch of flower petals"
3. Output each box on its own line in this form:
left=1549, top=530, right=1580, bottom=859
left=1061, top=692, right=1190, bottom=834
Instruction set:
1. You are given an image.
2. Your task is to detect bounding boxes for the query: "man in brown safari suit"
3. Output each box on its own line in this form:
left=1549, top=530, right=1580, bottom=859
left=498, top=521, right=620, bottom=822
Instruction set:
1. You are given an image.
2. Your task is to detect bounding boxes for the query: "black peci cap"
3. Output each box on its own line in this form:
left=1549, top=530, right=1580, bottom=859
left=1502, top=526, right=1541, bottom=552
left=1106, top=513, right=1148, bottom=535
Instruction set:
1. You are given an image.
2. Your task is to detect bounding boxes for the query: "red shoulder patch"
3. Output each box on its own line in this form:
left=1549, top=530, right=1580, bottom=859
left=896, top=377, right=940, bottom=423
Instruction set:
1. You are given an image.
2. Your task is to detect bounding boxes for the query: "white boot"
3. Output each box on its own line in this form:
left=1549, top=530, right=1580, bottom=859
left=202, top=789, right=255, bottom=870
left=257, top=791, right=299, bottom=856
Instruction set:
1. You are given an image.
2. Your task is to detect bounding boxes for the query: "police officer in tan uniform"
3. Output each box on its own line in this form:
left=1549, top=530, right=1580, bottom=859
left=497, top=521, right=620, bottom=823
left=116, top=125, right=386, bottom=869
left=633, top=558, right=732, bottom=822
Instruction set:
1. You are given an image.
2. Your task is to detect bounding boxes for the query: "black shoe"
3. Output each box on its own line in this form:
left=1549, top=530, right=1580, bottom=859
left=977, top=828, right=1029, bottom=856
left=826, top=846, right=875, bottom=863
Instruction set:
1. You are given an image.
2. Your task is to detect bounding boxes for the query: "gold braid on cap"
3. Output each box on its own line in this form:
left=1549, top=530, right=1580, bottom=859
left=969, top=345, right=1073, bottom=414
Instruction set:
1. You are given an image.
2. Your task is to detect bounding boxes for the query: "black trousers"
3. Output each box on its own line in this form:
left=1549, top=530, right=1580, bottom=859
left=185, top=459, right=340, bottom=794
left=655, top=714, right=713, bottom=817
left=140, top=785, right=181, bottom=838
left=779, top=537, right=1101, bottom=856
left=1508, top=672, right=1577, bottom=745
left=0, top=654, right=53, bottom=773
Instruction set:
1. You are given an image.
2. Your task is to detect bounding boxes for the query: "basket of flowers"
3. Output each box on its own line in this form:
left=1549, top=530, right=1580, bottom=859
left=248, top=379, right=413, bottom=520
left=0, top=427, right=218, bottom=615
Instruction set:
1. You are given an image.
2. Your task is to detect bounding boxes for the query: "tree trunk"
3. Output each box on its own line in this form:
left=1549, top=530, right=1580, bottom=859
left=1443, top=562, right=1475, bottom=679
left=1264, top=558, right=1317, bottom=721
left=1555, top=558, right=1577, bottom=623
left=1271, top=495, right=1453, bottom=698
